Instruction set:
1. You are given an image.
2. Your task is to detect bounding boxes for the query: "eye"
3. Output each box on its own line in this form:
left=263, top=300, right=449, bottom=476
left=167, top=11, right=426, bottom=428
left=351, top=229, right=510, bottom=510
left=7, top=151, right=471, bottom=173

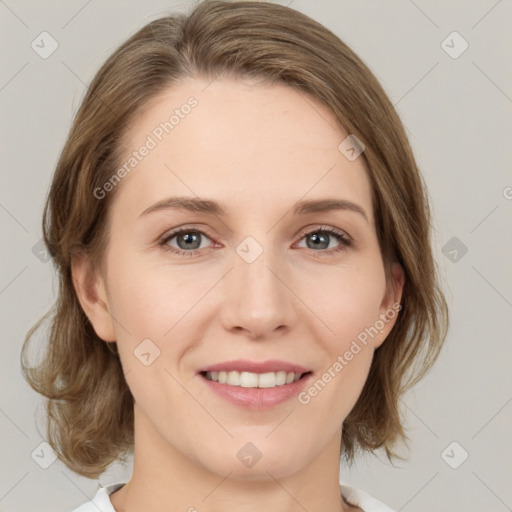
left=159, top=226, right=214, bottom=256
left=295, top=226, right=352, bottom=256
left=158, top=225, right=352, bottom=257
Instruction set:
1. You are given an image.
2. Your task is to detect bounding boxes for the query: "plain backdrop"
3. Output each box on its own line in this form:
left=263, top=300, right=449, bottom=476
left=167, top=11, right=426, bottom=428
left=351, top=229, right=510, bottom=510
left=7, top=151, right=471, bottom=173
left=1, top=1, right=511, bottom=511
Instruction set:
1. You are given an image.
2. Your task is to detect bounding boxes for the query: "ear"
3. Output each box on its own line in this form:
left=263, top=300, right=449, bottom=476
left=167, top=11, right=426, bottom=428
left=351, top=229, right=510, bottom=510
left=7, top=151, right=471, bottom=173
left=374, top=261, right=405, bottom=349
left=71, top=250, right=116, bottom=342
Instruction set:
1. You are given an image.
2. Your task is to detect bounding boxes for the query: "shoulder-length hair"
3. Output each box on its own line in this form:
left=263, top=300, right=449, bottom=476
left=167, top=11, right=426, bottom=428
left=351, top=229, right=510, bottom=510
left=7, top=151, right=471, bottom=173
left=21, top=0, right=449, bottom=478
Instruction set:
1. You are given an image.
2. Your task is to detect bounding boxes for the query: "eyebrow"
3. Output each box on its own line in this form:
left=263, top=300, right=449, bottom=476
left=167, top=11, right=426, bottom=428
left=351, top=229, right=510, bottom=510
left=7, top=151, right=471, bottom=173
left=139, top=196, right=369, bottom=223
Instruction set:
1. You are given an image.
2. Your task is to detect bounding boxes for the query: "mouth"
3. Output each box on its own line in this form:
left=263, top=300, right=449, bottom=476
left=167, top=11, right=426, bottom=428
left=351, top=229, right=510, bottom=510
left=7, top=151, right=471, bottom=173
left=200, top=370, right=312, bottom=388
left=197, top=360, right=314, bottom=409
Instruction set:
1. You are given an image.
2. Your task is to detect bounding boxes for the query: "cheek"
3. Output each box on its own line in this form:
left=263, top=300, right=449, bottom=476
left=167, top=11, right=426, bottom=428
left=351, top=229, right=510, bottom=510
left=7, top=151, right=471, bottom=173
left=296, top=263, right=385, bottom=404
left=105, top=251, right=214, bottom=386
left=106, top=248, right=204, bottom=336
left=299, top=281, right=380, bottom=419
left=300, top=261, right=387, bottom=344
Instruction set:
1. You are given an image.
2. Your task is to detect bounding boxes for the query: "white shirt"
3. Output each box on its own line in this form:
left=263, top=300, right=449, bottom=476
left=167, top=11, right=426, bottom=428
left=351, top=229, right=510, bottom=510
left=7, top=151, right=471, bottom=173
left=70, top=481, right=397, bottom=512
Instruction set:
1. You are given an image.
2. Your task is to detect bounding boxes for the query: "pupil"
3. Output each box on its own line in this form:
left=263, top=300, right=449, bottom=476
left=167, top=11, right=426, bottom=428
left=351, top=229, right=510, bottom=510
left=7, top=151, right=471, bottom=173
left=309, top=233, right=328, bottom=249
left=180, top=232, right=200, bottom=250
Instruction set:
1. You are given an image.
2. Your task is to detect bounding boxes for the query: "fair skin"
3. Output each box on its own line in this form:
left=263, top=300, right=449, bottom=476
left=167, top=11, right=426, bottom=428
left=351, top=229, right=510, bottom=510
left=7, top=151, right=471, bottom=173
left=73, top=77, right=404, bottom=512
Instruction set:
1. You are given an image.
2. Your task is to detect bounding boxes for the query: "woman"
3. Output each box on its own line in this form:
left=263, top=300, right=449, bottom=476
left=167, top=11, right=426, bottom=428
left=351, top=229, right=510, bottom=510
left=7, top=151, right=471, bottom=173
left=21, top=1, right=449, bottom=511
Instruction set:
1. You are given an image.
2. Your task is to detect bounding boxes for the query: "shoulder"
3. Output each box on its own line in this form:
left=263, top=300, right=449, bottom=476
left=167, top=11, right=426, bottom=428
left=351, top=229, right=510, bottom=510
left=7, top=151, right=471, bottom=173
left=70, top=482, right=126, bottom=512
left=340, top=482, right=397, bottom=512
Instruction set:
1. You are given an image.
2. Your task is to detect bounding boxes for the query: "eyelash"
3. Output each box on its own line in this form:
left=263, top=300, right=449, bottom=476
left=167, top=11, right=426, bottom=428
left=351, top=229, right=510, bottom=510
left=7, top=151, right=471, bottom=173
left=158, top=225, right=352, bottom=258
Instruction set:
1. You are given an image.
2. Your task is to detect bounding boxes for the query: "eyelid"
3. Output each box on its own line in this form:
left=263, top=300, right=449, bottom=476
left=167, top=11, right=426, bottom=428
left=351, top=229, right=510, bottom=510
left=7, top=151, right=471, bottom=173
left=158, top=223, right=352, bottom=242
left=158, top=224, right=216, bottom=244
left=295, top=224, right=352, bottom=243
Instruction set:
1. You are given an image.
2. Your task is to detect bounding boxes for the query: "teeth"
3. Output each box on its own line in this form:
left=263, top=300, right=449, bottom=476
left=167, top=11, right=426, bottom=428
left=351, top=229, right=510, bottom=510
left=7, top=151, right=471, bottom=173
left=204, top=370, right=304, bottom=388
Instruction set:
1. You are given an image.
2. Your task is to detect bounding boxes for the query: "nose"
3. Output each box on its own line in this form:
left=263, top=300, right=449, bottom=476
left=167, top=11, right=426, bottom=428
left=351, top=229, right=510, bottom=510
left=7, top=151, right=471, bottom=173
left=220, top=243, right=297, bottom=341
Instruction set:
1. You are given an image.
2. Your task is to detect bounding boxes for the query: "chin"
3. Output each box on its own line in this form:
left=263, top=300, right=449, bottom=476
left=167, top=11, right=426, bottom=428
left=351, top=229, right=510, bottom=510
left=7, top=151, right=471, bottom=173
left=198, top=438, right=311, bottom=481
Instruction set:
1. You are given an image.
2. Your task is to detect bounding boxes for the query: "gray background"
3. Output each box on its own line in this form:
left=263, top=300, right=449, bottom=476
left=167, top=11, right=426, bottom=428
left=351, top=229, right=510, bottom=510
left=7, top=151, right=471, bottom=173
left=1, top=1, right=511, bottom=511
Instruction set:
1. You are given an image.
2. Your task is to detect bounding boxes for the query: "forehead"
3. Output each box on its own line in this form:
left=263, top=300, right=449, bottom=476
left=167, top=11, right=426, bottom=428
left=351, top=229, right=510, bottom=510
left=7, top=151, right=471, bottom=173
left=113, top=77, right=373, bottom=223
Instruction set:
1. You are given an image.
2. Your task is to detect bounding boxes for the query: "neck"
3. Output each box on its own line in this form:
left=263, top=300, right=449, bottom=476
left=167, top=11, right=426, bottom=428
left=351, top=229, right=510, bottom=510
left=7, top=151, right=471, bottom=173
left=111, top=404, right=357, bottom=512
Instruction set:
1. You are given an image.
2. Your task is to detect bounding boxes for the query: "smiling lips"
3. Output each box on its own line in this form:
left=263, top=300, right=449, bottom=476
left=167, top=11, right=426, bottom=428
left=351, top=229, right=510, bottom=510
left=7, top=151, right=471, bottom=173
left=198, top=359, right=313, bottom=409
left=198, top=358, right=311, bottom=387
left=204, top=369, right=303, bottom=388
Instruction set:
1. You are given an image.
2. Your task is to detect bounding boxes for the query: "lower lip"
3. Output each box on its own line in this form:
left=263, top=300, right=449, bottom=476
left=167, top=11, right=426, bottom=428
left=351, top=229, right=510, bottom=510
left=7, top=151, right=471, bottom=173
left=200, top=373, right=313, bottom=410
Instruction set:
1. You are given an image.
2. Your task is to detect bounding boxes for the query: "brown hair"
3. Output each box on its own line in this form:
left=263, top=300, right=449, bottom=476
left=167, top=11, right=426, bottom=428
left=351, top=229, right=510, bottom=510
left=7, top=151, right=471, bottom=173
left=21, top=0, right=449, bottom=478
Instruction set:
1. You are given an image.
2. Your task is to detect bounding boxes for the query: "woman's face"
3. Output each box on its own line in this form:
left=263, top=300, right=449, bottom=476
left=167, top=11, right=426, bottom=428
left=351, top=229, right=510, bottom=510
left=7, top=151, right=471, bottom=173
left=77, top=77, right=403, bottom=480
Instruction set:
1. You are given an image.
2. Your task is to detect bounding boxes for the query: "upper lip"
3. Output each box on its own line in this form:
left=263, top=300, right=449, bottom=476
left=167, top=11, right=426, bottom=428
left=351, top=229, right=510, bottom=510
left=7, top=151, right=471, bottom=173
left=198, top=359, right=312, bottom=374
